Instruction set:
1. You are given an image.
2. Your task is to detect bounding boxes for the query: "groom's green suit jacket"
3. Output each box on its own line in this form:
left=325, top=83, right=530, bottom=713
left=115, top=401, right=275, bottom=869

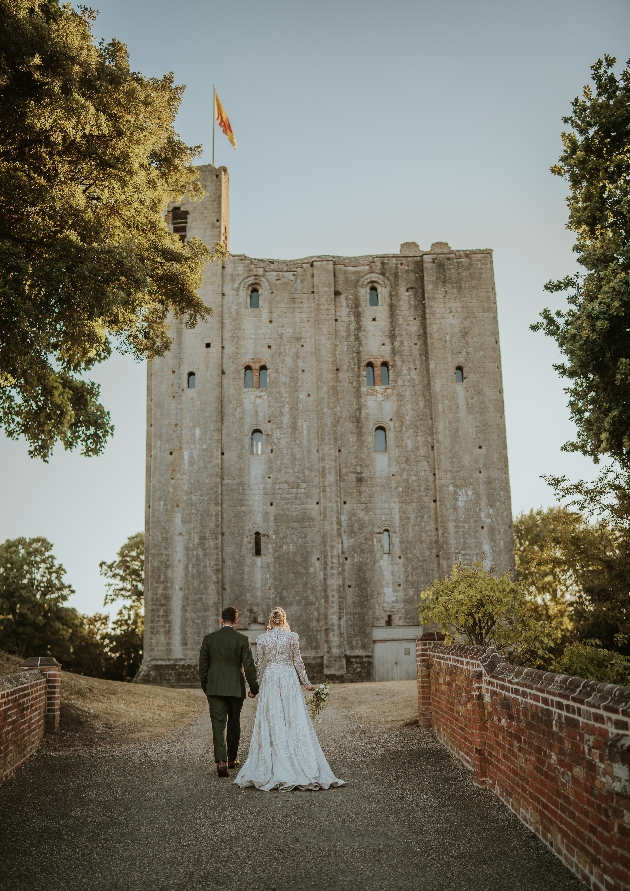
left=198, top=626, right=259, bottom=699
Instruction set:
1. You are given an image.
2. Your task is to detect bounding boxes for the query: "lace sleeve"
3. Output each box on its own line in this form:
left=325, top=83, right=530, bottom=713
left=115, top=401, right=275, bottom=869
left=291, top=633, right=311, bottom=686
left=255, top=637, right=265, bottom=675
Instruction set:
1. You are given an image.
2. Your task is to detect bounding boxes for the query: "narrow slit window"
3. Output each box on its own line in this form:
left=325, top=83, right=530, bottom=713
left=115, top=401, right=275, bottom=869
left=187, top=372, right=196, bottom=389
left=369, top=286, right=379, bottom=307
left=254, top=531, right=262, bottom=556
left=251, top=430, right=263, bottom=455
left=374, top=426, right=387, bottom=452
left=259, top=367, right=268, bottom=389
left=382, top=529, right=390, bottom=554
left=366, top=363, right=375, bottom=387
left=381, top=363, right=389, bottom=386
left=455, top=366, right=464, bottom=383
left=250, top=288, right=260, bottom=309
left=244, top=367, right=253, bottom=388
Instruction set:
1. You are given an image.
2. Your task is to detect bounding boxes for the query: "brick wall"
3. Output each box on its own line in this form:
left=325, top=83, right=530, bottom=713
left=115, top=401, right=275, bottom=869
left=417, top=637, right=630, bottom=891
left=1, top=658, right=61, bottom=782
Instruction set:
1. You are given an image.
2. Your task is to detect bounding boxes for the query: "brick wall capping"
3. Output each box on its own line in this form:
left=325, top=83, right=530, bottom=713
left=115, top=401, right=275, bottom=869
left=418, top=631, right=446, bottom=642
left=0, top=669, right=44, bottom=693
left=19, top=657, right=61, bottom=668
left=428, top=642, right=630, bottom=717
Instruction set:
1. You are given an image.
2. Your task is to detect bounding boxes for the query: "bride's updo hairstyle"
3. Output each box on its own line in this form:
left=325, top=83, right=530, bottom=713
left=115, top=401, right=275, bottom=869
left=267, top=606, right=291, bottom=631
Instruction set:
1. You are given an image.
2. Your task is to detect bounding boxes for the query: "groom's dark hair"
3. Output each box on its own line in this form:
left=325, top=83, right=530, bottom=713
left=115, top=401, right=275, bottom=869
left=222, top=606, right=238, bottom=624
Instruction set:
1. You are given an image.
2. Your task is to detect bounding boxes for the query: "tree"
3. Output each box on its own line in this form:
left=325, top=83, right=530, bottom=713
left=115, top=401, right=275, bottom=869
left=532, top=56, right=630, bottom=466
left=0, top=536, right=75, bottom=657
left=62, top=611, right=111, bottom=677
left=543, top=473, right=630, bottom=653
left=419, top=563, right=555, bottom=668
left=99, top=531, right=144, bottom=607
left=554, top=639, right=630, bottom=685
left=0, top=0, right=226, bottom=460
left=0, top=535, right=115, bottom=673
left=100, top=532, right=143, bottom=680
left=513, top=507, right=581, bottom=640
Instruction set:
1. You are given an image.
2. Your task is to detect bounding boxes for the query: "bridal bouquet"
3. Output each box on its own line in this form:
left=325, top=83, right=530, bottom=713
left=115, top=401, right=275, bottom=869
left=307, top=683, right=330, bottom=721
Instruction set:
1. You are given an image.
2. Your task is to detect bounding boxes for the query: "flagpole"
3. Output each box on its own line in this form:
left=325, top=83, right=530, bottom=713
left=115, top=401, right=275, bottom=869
left=212, top=85, right=216, bottom=167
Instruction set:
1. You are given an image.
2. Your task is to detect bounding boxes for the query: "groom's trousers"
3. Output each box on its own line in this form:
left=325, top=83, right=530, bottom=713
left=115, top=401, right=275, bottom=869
left=207, top=695, right=243, bottom=763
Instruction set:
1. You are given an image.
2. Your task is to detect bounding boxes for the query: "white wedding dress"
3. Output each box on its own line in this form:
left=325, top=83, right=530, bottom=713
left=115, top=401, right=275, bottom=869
left=234, top=627, right=345, bottom=792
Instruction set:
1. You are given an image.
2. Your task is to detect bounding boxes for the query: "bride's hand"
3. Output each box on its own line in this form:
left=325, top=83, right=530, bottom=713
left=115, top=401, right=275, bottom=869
left=306, top=685, right=316, bottom=692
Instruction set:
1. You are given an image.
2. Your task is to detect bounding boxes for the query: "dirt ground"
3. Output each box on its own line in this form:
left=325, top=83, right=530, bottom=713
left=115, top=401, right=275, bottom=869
left=333, top=677, right=419, bottom=724
left=1, top=652, right=201, bottom=749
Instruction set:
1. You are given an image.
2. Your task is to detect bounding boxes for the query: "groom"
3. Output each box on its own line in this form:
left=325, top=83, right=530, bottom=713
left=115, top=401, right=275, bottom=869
left=198, top=606, right=259, bottom=777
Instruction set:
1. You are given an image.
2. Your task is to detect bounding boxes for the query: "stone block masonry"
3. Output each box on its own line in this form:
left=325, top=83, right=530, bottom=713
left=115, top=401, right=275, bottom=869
left=138, top=164, right=514, bottom=686
left=1, top=657, right=61, bottom=782
left=417, top=636, right=630, bottom=891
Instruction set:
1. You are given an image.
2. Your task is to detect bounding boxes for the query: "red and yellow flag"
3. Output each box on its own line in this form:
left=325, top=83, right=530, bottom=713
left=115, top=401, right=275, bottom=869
left=215, top=91, right=237, bottom=149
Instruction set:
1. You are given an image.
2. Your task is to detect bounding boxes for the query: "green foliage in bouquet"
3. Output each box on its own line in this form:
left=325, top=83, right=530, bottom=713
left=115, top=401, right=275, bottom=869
left=307, top=684, right=330, bottom=721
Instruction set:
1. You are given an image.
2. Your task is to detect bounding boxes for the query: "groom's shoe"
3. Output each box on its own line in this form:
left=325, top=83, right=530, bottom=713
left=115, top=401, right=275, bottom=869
left=228, top=760, right=241, bottom=770
left=217, top=761, right=229, bottom=777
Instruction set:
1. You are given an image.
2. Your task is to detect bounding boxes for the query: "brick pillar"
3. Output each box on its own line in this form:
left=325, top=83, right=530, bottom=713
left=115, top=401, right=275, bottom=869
left=416, top=632, right=444, bottom=730
left=19, top=657, right=61, bottom=732
left=469, top=667, right=488, bottom=786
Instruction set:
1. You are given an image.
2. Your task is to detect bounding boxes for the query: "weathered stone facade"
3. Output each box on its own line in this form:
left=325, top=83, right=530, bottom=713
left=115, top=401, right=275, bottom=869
left=137, top=165, right=513, bottom=686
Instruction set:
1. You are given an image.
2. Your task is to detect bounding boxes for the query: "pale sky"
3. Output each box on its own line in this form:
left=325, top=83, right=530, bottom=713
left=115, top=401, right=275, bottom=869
left=1, top=0, right=628, bottom=616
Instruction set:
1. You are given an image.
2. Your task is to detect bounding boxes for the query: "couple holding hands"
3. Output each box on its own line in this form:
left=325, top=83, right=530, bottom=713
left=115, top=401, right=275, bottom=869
left=199, top=605, right=344, bottom=792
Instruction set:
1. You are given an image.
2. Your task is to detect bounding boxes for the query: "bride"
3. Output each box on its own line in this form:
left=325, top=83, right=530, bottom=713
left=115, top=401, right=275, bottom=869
left=235, top=607, right=345, bottom=792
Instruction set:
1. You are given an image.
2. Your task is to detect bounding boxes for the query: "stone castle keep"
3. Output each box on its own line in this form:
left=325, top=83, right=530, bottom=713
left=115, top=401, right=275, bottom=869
left=137, top=165, right=513, bottom=686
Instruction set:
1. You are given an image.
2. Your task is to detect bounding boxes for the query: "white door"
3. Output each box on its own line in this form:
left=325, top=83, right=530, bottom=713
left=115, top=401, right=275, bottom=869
left=395, top=640, right=417, bottom=680
left=373, top=639, right=416, bottom=681
left=373, top=640, right=398, bottom=681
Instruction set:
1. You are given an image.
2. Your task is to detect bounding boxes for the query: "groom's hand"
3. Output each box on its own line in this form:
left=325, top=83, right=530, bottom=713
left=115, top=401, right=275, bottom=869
left=247, top=692, right=256, bottom=699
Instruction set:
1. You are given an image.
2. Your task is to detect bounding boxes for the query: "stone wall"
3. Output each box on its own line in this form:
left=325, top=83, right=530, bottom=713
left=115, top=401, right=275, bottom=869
left=417, top=637, right=630, bottom=891
left=1, top=658, right=61, bottom=782
left=138, top=164, right=513, bottom=685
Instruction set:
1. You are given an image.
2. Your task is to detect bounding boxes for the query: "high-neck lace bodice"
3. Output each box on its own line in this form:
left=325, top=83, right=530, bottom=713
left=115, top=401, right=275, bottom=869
left=235, top=626, right=344, bottom=791
left=255, top=627, right=311, bottom=686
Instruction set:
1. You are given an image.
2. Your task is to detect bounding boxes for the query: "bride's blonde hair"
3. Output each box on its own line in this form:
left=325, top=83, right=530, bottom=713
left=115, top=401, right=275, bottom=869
left=267, top=606, right=290, bottom=631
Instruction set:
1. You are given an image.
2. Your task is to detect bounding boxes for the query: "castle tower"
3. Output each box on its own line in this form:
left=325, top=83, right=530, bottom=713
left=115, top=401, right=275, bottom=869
left=137, top=167, right=513, bottom=686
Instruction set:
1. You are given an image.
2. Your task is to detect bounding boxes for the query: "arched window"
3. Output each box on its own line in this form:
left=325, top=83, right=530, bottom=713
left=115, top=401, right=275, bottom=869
left=250, top=288, right=260, bottom=308
left=259, top=367, right=268, bottom=389
left=455, top=366, right=464, bottom=383
left=254, top=531, right=262, bottom=556
left=369, top=286, right=379, bottom=307
left=170, top=207, right=188, bottom=242
left=374, top=426, right=387, bottom=452
left=382, top=529, right=390, bottom=554
left=251, top=430, right=263, bottom=455
left=187, top=372, right=196, bottom=389
left=244, top=367, right=253, bottom=388
left=381, top=363, right=389, bottom=386
left=366, top=363, right=375, bottom=387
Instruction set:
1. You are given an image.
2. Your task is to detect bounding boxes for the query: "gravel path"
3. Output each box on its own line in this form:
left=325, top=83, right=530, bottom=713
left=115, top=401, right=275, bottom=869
left=0, top=681, right=585, bottom=891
